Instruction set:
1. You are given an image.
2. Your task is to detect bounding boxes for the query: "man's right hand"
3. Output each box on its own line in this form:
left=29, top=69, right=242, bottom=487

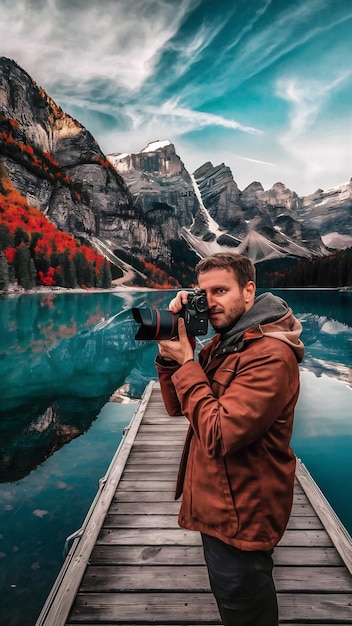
left=168, top=291, right=191, bottom=313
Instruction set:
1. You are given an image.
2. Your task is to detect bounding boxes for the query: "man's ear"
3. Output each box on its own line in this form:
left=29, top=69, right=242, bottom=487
left=244, top=281, right=256, bottom=304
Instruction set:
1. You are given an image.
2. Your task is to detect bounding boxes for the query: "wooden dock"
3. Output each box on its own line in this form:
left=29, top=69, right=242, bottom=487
left=36, top=381, right=352, bottom=625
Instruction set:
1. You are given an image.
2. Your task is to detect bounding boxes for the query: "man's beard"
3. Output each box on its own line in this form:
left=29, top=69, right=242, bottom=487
left=209, top=302, right=246, bottom=333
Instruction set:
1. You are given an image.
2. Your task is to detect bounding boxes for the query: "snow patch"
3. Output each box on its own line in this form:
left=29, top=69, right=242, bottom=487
left=321, top=232, right=352, bottom=249
left=111, top=152, right=129, bottom=161
left=141, top=140, right=171, bottom=153
left=190, top=174, right=221, bottom=237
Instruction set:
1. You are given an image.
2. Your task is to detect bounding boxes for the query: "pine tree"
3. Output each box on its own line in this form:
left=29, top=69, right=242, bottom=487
left=0, top=250, right=9, bottom=290
left=14, top=245, right=33, bottom=289
left=100, top=258, right=112, bottom=288
left=63, top=256, right=77, bottom=288
left=0, top=224, right=13, bottom=251
left=74, top=251, right=95, bottom=287
left=14, top=226, right=29, bottom=247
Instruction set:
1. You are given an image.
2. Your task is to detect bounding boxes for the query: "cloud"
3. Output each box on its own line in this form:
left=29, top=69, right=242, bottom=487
left=193, top=0, right=352, bottom=105
left=151, top=100, right=262, bottom=134
left=277, top=72, right=350, bottom=138
left=0, top=0, right=196, bottom=92
left=279, top=130, right=352, bottom=194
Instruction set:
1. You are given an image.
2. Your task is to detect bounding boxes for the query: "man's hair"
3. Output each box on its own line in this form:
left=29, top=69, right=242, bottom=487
left=195, top=253, right=256, bottom=289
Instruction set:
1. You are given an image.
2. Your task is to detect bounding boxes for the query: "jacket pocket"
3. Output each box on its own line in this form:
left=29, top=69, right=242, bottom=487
left=211, top=367, right=237, bottom=398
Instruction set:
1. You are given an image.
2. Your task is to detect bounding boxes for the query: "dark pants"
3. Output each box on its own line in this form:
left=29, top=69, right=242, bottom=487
left=201, top=533, right=278, bottom=626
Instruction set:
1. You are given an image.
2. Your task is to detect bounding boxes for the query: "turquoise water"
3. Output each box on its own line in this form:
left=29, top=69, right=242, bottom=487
left=0, top=288, right=351, bottom=625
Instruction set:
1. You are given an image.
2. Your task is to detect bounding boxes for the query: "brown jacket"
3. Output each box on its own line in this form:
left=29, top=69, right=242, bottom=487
left=156, top=308, right=304, bottom=551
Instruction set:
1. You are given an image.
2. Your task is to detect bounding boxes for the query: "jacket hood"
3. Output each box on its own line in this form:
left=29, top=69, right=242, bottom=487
left=214, top=292, right=304, bottom=362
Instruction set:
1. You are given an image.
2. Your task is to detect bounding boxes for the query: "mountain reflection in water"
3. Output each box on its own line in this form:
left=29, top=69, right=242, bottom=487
left=0, top=290, right=174, bottom=483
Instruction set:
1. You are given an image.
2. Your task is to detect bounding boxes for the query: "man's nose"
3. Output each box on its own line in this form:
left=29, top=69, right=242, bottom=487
left=206, top=293, right=217, bottom=309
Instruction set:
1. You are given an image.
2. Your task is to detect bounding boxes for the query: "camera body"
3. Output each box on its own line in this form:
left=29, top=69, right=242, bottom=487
left=180, top=289, right=208, bottom=336
left=132, top=289, right=208, bottom=340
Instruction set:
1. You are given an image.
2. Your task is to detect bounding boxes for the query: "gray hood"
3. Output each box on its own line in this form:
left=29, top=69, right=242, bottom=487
left=214, top=292, right=304, bottom=362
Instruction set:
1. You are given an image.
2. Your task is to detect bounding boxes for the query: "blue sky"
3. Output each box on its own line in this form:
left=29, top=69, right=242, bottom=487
left=1, top=0, right=351, bottom=195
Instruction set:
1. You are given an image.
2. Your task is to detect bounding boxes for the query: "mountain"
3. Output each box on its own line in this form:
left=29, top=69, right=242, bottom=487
left=112, top=148, right=351, bottom=264
left=0, top=57, right=180, bottom=287
left=1, top=56, right=351, bottom=290
left=108, top=139, right=201, bottom=273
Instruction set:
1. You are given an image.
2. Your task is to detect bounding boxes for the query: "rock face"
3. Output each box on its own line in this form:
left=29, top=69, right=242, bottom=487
left=109, top=141, right=198, bottom=242
left=300, top=182, right=352, bottom=248
left=188, top=163, right=330, bottom=262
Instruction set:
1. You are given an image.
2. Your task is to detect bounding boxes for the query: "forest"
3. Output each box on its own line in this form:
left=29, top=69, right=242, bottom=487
left=257, top=249, right=352, bottom=288
left=0, top=168, right=112, bottom=291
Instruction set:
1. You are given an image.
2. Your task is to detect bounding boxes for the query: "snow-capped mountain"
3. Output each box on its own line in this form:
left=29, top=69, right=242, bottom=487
left=110, top=142, right=351, bottom=264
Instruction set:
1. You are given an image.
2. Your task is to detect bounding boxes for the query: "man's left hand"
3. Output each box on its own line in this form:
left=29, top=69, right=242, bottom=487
left=157, top=318, right=194, bottom=365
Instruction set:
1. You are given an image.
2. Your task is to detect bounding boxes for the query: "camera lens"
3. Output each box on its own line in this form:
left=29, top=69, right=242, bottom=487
left=194, top=294, right=207, bottom=313
left=132, top=308, right=179, bottom=340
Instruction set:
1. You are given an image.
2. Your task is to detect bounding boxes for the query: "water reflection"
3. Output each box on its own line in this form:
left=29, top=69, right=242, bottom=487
left=269, top=289, right=352, bottom=388
left=0, top=288, right=351, bottom=484
left=0, top=290, right=173, bottom=482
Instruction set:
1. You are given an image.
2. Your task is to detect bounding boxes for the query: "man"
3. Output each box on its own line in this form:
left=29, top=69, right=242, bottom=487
left=155, top=253, right=304, bottom=626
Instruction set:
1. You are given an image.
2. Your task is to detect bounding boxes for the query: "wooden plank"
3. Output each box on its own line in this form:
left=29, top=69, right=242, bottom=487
left=97, top=528, right=202, bottom=546
left=121, top=470, right=180, bottom=480
left=278, top=529, right=333, bottom=547
left=96, top=528, right=333, bottom=547
left=79, top=565, right=210, bottom=592
left=290, top=502, right=317, bottom=516
left=67, top=593, right=220, bottom=623
left=277, top=593, right=352, bottom=622
left=89, top=545, right=207, bottom=566
left=138, top=424, right=189, bottom=433
left=90, top=545, right=345, bottom=567
left=116, top=479, right=177, bottom=491
left=105, top=499, right=320, bottom=521
left=112, top=490, right=178, bottom=503
left=103, top=514, right=179, bottom=528
left=132, top=441, right=184, bottom=447
left=79, top=565, right=352, bottom=593
left=273, top=546, right=344, bottom=567
left=274, top=566, right=352, bottom=592
left=108, top=501, right=181, bottom=514
left=102, top=513, right=323, bottom=530
left=126, top=453, right=183, bottom=462
left=66, top=592, right=352, bottom=623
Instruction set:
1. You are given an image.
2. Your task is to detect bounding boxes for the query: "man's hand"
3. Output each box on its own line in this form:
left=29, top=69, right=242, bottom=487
left=168, top=291, right=191, bottom=313
left=157, top=318, right=194, bottom=365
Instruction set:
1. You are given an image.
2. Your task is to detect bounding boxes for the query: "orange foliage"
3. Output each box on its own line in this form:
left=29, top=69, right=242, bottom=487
left=0, top=178, right=106, bottom=287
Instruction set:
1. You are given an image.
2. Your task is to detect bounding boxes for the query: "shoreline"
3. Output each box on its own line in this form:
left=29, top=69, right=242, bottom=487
left=0, top=283, right=171, bottom=296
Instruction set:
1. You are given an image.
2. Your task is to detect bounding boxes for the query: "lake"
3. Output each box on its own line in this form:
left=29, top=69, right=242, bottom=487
left=0, top=288, right=351, bottom=625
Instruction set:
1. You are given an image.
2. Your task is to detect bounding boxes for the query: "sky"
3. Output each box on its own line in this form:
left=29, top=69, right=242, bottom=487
left=0, top=0, right=351, bottom=196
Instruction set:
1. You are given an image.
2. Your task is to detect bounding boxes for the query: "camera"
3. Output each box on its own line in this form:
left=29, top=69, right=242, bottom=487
left=132, top=289, right=208, bottom=340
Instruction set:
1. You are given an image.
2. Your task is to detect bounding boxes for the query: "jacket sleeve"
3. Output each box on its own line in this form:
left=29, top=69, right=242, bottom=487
left=155, top=356, right=183, bottom=416
left=170, top=342, right=300, bottom=458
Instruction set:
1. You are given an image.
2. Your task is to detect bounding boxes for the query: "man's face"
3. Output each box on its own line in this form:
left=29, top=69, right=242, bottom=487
left=197, top=268, right=255, bottom=333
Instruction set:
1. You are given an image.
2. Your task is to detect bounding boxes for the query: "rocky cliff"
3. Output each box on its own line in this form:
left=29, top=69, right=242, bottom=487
left=108, top=139, right=199, bottom=253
